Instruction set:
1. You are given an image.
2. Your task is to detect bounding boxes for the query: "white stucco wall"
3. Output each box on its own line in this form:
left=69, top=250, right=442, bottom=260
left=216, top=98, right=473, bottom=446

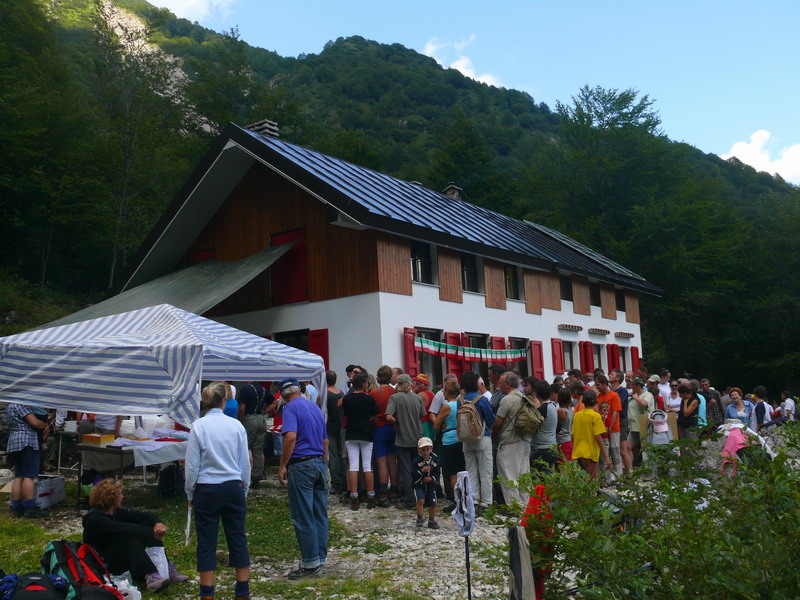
left=214, top=283, right=642, bottom=381
left=377, top=283, right=641, bottom=376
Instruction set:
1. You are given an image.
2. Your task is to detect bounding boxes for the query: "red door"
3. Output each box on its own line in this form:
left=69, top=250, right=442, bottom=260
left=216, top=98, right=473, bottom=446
left=490, top=336, right=506, bottom=368
left=549, top=338, right=563, bottom=376
left=631, top=346, right=641, bottom=372
left=531, top=340, right=545, bottom=379
left=580, top=341, right=595, bottom=372
left=403, top=327, right=420, bottom=377
left=308, top=329, right=329, bottom=370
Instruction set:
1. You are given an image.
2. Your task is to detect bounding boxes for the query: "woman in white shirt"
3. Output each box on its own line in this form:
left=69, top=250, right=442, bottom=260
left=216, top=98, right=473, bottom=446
left=185, top=382, right=251, bottom=600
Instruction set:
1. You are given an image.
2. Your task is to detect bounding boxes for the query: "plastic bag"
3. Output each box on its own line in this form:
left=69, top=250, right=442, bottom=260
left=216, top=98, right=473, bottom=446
left=145, top=547, right=169, bottom=580
left=111, top=573, right=141, bottom=600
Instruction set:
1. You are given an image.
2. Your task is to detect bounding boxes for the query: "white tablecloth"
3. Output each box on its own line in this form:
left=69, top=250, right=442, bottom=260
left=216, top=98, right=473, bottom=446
left=132, top=442, right=187, bottom=467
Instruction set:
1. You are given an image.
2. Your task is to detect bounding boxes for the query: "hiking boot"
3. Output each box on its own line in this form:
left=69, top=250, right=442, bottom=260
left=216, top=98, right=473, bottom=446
left=366, top=496, right=377, bottom=509
left=287, top=565, right=322, bottom=580
left=415, top=515, right=424, bottom=528
left=350, top=496, right=359, bottom=511
left=10, top=506, right=24, bottom=519
left=427, top=518, right=440, bottom=530
left=167, top=561, right=189, bottom=583
left=377, top=494, right=391, bottom=508
left=340, top=491, right=350, bottom=504
left=24, top=506, right=42, bottom=519
left=144, top=573, right=171, bottom=592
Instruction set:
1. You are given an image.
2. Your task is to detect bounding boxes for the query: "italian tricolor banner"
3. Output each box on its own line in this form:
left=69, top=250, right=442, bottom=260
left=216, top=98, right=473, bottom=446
left=413, top=337, right=527, bottom=362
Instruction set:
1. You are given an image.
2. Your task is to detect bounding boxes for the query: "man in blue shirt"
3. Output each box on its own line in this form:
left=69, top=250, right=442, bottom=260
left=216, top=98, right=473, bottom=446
left=277, top=378, right=329, bottom=580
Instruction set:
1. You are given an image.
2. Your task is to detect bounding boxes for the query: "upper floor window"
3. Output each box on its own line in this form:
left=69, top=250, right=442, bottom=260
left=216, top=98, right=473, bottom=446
left=560, top=275, right=573, bottom=301
left=615, top=289, right=626, bottom=312
left=505, top=265, right=521, bottom=300
left=410, top=242, right=433, bottom=284
left=461, top=253, right=480, bottom=292
left=590, top=282, right=601, bottom=307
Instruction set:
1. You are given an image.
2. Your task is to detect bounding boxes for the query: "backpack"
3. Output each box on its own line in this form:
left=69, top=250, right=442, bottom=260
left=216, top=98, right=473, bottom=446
left=40, top=541, right=123, bottom=600
left=157, top=463, right=185, bottom=498
left=456, top=396, right=485, bottom=443
left=514, top=395, right=544, bottom=435
left=1, top=573, right=68, bottom=600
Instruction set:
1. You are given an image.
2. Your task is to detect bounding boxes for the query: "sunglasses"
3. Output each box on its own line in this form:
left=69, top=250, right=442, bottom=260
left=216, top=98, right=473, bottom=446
left=671, top=385, right=678, bottom=388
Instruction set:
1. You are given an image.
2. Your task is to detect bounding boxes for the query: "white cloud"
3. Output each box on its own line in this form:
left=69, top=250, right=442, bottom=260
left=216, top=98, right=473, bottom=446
left=722, top=130, right=800, bottom=184
left=154, top=0, right=233, bottom=22
left=422, top=35, right=501, bottom=87
left=449, top=56, right=501, bottom=87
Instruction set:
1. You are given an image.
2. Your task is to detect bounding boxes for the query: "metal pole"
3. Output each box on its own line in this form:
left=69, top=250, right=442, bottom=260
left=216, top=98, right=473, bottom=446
left=465, top=536, right=472, bottom=600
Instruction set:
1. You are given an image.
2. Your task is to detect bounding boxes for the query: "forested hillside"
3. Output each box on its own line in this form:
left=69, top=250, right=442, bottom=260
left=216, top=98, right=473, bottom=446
left=2, top=0, right=799, bottom=392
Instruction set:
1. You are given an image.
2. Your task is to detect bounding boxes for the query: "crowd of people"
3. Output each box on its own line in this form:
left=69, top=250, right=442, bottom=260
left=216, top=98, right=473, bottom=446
left=2, top=362, right=796, bottom=596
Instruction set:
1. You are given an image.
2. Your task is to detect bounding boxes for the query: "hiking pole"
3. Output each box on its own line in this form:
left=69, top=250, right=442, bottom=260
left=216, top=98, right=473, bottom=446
left=185, top=505, right=192, bottom=546
left=465, top=536, right=472, bottom=600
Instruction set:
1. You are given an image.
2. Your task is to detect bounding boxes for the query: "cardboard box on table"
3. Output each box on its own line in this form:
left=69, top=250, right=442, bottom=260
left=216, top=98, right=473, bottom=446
left=82, top=433, right=115, bottom=446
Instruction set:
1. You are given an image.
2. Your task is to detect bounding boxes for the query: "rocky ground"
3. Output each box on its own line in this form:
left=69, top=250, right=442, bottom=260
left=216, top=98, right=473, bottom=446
left=251, top=471, right=510, bottom=600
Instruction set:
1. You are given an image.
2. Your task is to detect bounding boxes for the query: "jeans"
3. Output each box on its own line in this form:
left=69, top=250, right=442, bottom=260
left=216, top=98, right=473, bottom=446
left=463, top=435, right=493, bottom=507
left=287, top=458, right=329, bottom=569
left=194, top=481, right=249, bottom=572
left=396, top=446, right=418, bottom=505
left=326, top=429, right=346, bottom=494
left=243, top=414, right=266, bottom=480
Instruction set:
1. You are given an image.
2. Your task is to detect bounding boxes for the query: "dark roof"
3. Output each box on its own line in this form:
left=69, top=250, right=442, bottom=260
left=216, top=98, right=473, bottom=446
left=122, top=123, right=660, bottom=295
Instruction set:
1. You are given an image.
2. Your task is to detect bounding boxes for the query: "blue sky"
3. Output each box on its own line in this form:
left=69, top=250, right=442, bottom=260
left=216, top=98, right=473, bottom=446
left=154, top=0, right=800, bottom=183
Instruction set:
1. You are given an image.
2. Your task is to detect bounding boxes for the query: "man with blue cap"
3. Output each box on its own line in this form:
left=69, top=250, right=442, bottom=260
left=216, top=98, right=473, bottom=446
left=276, top=377, right=329, bottom=579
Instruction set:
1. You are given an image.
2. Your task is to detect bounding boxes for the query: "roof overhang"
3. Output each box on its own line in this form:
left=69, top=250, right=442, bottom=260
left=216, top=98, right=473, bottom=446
left=44, top=245, right=290, bottom=329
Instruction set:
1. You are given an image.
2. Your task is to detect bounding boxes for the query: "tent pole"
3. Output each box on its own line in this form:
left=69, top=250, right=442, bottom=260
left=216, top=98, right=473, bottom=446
left=465, top=536, right=472, bottom=600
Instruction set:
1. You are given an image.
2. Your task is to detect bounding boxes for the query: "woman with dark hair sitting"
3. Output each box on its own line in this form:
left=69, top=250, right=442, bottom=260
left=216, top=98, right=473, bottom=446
left=83, top=479, right=188, bottom=592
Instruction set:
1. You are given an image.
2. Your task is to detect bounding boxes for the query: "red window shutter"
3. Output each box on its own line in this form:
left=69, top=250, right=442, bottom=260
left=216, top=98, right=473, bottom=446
left=490, top=336, right=506, bottom=367
left=607, top=344, right=622, bottom=371
left=271, top=229, right=308, bottom=306
left=403, top=327, right=420, bottom=377
left=308, top=329, right=329, bottom=370
left=549, top=338, right=563, bottom=376
left=580, top=341, right=595, bottom=372
left=445, top=331, right=464, bottom=379
left=530, top=340, right=545, bottom=379
left=460, top=332, right=471, bottom=370
left=631, top=346, right=641, bottom=372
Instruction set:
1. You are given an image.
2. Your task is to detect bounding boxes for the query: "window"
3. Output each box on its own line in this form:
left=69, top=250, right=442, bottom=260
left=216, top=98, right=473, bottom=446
left=510, top=337, right=529, bottom=377
left=416, top=328, right=443, bottom=385
left=563, top=342, right=574, bottom=371
left=590, top=283, right=601, bottom=307
left=504, top=265, right=521, bottom=300
left=467, top=333, right=489, bottom=382
left=274, top=329, right=309, bottom=351
left=410, top=242, right=434, bottom=284
left=593, top=344, right=603, bottom=371
left=560, top=275, right=573, bottom=301
left=461, top=253, right=480, bottom=292
left=615, top=289, right=626, bottom=312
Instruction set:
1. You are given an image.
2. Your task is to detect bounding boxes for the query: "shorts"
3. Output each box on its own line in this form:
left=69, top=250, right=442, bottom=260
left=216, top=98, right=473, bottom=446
left=441, top=442, right=466, bottom=478
left=12, top=447, right=39, bottom=479
left=619, top=417, right=629, bottom=441
left=373, top=425, right=397, bottom=459
left=627, top=431, right=641, bottom=444
left=413, top=482, right=437, bottom=507
left=345, top=440, right=374, bottom=472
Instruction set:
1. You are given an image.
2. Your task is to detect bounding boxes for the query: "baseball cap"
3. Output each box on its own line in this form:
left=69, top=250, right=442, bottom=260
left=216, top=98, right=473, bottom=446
left=277, top=377, right=299, bottom=393
left=632, top=377, right=645, bottom=386
left=648, top=374, right=661, bottom=383
left=418, top=437, right=433, bottom=448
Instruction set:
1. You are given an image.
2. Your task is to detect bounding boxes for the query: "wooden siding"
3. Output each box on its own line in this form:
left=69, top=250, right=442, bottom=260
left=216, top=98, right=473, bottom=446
left=600, top=284, right=617, bottom=320
left=572, top=276, right=591, bottom=315
left=625, top=290, right=641, bottom=324
left=377, top=235, right=412, bottom=295
left=483, top=259, right=507, bottom=309
left=189, top=163, right=380, bottom=316
left=540, top=272, right=562, bottom=310
left=437, top=248, right=463, bottom=303
left=523, top=269, right=542, bottom=315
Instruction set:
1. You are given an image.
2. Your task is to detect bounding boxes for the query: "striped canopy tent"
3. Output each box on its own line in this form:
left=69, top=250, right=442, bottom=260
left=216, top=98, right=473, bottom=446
left=0, top=304, right=326, bottom=425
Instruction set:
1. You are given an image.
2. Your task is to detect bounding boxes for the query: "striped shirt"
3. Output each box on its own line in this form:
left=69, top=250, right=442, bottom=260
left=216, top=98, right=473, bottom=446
left=6, top=404, right=39, bottom=453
